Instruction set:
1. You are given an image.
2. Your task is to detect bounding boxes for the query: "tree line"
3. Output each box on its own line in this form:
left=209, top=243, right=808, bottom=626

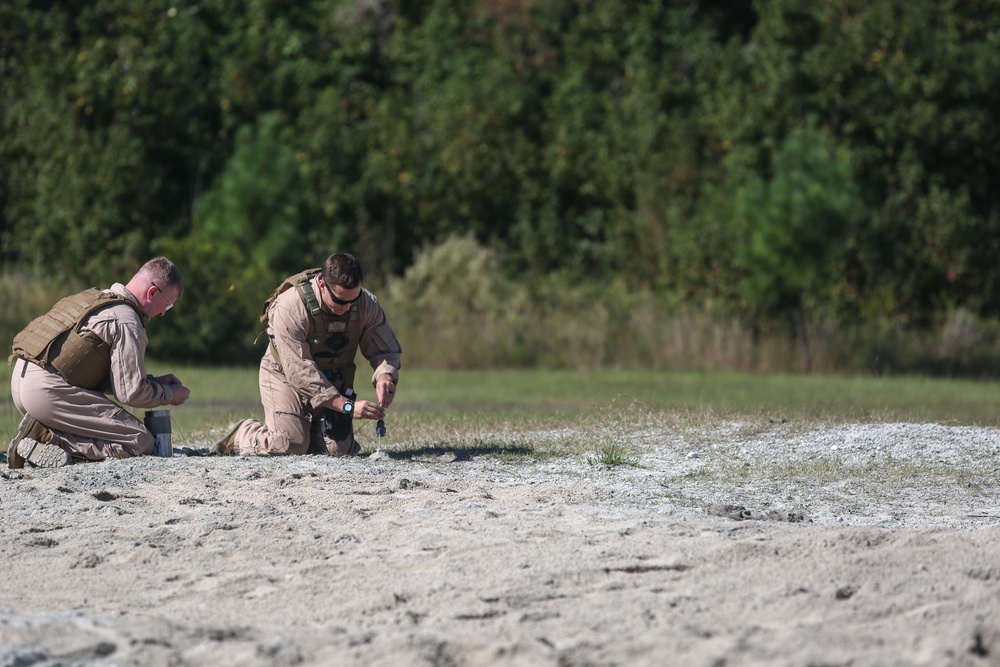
left=2, top=0, right=999, bottom=368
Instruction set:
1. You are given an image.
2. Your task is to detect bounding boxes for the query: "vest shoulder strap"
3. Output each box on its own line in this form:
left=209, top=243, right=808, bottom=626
left=296, top=276, right=322, bottom=318
left=260, top=268, right=322, bottom=324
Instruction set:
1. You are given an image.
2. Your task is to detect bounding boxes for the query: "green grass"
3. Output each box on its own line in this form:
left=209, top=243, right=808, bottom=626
left=353, top=368, right=1000, bottom=424
left=3, top=365, right=1000, bottom=455
left=586, top=440, right=640, bottom=467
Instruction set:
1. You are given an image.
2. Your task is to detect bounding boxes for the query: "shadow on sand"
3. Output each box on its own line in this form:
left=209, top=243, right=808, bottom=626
left=384, top=445, right=536, bottom=462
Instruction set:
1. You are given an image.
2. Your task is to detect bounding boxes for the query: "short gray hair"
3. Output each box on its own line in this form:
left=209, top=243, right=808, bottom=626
left=139, top=257, right=183, bottom=292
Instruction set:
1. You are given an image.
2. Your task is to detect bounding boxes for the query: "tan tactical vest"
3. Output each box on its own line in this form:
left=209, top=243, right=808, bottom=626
left=9, top=288, right=146, bottom=391
left=261, top=269, right=362, bottom=391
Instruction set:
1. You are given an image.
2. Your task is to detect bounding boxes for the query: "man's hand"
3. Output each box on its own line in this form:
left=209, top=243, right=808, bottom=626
left=149, top=373, right=189, bottom=405
left=375, top=374, right=397, bottom=408
left=167, top=383, right=190, bottom=405
left=153, top=373, right=183, bottom=386
left=352, top=399, right=385, bottom=421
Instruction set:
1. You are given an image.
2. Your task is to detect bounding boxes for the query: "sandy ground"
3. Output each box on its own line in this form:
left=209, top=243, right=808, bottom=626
left=2, top=421, right=999, bottom=667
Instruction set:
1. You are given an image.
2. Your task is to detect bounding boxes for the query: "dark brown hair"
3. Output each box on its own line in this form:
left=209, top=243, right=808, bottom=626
left=322, top=253, right=364, bottom=289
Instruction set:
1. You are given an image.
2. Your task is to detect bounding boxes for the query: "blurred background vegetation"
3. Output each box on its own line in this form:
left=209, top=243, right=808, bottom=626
left=2, top=0, right=999, bottom=376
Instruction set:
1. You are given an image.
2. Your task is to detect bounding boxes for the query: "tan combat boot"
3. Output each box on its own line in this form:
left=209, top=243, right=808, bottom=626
left=17, top=438, right=71, bottom=468
left=7, top=413, right=55, bottom=469
left=212, top=419, right=249, bottom=455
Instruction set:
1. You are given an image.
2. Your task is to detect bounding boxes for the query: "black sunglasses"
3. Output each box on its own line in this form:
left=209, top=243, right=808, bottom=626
left=324, top=281, right=360, bottom=306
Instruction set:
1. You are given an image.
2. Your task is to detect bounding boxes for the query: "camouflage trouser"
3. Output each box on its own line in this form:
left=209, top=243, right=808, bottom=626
left=228, top=359, right=358, bottom=456
left=10, top=358, right=154, bottom=461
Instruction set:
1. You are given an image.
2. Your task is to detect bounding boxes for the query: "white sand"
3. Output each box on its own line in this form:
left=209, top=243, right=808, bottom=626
left=2, top=421, right=999, bottom=666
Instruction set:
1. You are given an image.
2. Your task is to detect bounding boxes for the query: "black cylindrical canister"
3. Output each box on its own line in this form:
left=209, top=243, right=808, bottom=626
left=144, top=409, right=172, bottom=457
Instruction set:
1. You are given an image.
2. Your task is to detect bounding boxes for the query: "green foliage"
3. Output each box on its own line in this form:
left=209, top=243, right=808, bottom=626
left=733, top=120, right=863, bottom=316
left=381, top=235, right=1000, bottom=377
left=0, top=0, right=227, bottom=281
left=387, top=234, right=516, bottom=368
left=727, top=0, right=1000, bottom=323
left=195, top=113, right=315, bottom=272
left=150, top=113, right=318, bottom=362
left=147, top=236, right=275, bottom=363
left=2, top=0, right=1000, bottom=372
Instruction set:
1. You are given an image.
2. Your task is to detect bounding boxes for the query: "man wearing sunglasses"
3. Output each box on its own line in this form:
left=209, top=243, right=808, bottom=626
left=213, top=252, right=400, bottom=457
left=7, top=257, right=190, bottom=468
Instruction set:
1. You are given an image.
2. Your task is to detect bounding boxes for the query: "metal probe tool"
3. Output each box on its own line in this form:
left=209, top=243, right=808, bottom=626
left=376, top=402, right=386, bottom=448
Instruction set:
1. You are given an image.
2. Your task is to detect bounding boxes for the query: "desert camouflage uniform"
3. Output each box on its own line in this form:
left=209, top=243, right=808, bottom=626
left=9, top=283, right=177, bottom=461
left=227, top=274, right=401, bottom=456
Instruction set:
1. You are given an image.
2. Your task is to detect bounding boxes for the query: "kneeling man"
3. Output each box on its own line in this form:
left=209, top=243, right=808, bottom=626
left=214, top=252, right=401, bottom=457
left=8, top=257, right=190, bottom=468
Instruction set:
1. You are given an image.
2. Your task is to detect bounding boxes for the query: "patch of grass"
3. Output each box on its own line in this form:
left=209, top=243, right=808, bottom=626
left=587, top=440, right=639, bottom=467
left=5, top=366, right=1000, bottom=455
left=370, top=368, right=1000, bottom=427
